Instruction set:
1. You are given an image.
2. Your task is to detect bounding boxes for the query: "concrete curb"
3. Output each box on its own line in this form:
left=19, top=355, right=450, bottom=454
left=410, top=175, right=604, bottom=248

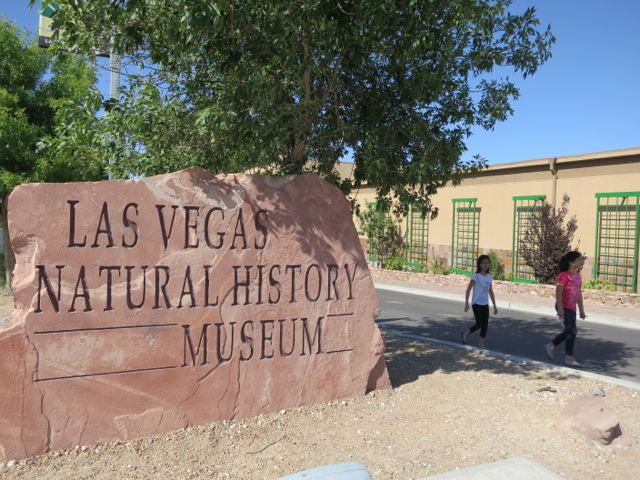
left=375, top=281, right=640, bottom=332
left=384, top=329, right=640, bottom=392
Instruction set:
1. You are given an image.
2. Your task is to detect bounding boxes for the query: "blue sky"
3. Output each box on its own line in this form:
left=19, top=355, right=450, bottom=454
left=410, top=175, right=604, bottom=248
left=464, top=0, right=640, bottom=163
left=2, top=0, right=639, bottom=165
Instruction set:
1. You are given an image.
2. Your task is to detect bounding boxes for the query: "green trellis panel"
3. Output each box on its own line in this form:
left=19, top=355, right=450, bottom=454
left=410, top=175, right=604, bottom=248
left=451, top=198, right=479, bottom=275
left=594, top=192, right=640, bottom=293
left=404, top=205, right=429, bottom=267
left=512, top=195, right=545, bottom=283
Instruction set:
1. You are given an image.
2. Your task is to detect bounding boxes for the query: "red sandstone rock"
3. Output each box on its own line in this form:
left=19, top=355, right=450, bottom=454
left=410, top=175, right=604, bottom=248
left=0, top=169, right=389, bottom=460
left=560, top=395, right=624, bottom=445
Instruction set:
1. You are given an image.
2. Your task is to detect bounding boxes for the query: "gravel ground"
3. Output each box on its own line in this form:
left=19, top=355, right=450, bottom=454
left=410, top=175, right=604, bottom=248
left=1, top=335, right=638, bottom=480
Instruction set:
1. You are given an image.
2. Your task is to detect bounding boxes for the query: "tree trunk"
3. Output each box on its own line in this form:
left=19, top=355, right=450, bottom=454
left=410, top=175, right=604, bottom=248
left=1, top=196, right=15, bottom=293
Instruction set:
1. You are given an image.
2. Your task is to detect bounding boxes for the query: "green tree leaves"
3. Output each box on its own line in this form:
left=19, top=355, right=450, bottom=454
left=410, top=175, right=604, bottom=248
left=0, top=18, right=102, bottom=288
left=0, top=19, right=103, bottom=195
left=43, top=0, right=553, bottom=216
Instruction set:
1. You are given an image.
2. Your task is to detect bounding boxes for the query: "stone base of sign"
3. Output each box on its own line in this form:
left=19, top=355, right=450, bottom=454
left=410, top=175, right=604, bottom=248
left=0, top=169, right=390, bottom=460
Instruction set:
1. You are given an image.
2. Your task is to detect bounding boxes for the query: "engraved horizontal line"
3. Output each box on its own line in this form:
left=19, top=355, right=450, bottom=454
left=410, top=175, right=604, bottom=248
left=326, top=348, right=354, bottom=354
left=34, top=365, right=179, bottom=382
left=326, top=312, right=354, bottom=318
left=33, top=323, right=178, bottom=335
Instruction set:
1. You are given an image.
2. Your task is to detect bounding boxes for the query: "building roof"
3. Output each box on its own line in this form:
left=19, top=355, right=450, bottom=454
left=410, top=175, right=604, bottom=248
left=336, top=146, right=640, bottom=181
left=334, top=161, right=356, bottom=180
left=478, top=146, right=640, bottom=173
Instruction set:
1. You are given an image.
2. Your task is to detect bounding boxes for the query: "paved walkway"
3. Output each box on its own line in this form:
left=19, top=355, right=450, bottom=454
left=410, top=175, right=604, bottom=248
left=374, top=277, right=640, bottom=329
left=375, top=282, right=640, bottom=381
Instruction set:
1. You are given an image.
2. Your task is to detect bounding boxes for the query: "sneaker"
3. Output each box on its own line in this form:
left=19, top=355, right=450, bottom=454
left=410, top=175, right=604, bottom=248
left=564, top=358, right=583, bottom=368
left=461, top=332, right=468, bottom=345
left=544, top=343, right=555, bottom=360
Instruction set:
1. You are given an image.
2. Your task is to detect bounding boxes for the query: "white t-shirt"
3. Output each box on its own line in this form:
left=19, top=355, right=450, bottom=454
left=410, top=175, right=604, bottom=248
left=471, top=273, right=493, bottom=306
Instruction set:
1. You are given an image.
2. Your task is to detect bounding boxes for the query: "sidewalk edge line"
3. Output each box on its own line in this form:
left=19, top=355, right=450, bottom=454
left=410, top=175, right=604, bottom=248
left=384, top=330, right=640, bottom=392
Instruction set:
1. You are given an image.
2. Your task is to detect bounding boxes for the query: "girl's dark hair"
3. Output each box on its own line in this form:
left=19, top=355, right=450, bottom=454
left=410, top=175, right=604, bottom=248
left=476, top=255, right=491, bottom=273
left=559, top=251, right=582, bottom=272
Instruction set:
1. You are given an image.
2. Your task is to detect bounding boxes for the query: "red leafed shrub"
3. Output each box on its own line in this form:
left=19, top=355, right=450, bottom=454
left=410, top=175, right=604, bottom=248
left=520, top=194, right=578, bottom=284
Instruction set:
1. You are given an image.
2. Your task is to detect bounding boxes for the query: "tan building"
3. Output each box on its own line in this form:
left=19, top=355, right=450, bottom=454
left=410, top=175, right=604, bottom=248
left=348, top=147, right=640, bottom=293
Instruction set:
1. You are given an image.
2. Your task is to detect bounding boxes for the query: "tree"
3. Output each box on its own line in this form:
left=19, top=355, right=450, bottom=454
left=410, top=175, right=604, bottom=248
left=520, top=194, right=578, bottom=284
left=0, top=19, right=103, bottom=289
left=487, top=250, right=505, bottom=280
left=43, top=0, right=554, bottom=215
left=358, top=204, right=402, bottom=267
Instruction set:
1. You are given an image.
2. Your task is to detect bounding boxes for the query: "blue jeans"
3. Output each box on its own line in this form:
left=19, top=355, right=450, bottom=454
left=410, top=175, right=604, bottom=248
left=553, top=309, right=577, bottom=355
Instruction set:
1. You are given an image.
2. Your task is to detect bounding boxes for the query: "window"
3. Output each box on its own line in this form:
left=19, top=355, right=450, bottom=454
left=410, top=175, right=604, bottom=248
left=451, top=198, right=480, bottom=275
left=512, top=195, right=545, bottom=283
left=594, top=192, right=640, bottom=293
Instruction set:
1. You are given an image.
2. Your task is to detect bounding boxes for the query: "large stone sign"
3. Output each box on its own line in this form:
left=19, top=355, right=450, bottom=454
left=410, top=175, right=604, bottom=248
left=0, top=169, right=390, bottom=460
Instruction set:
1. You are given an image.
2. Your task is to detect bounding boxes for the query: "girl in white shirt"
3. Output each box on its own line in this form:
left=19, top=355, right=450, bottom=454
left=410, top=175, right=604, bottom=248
left=462, top=255, right=498, bottom=348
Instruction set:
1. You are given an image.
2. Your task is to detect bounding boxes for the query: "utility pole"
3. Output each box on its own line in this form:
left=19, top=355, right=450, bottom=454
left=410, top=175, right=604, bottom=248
left=108, top=40, right=121, bottom=180
left=39, top=2, right=118, bottom=179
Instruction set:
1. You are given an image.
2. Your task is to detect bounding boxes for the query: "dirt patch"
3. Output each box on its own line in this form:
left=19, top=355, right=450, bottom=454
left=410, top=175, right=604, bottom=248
left=1, top=336, right=638, bottom=480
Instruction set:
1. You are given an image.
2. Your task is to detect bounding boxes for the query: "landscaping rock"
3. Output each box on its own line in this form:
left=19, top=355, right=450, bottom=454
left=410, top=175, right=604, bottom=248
left=560, top=395, right=622, bottom=445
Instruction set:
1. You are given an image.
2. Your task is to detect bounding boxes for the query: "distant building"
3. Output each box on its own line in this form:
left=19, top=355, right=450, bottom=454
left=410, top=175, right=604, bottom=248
left=348, top=147, right=640, bottom=293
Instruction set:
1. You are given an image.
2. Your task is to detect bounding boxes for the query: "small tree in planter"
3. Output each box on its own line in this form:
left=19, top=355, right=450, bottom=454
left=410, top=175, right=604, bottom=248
left=429, top=248, right=451, bottom=275
left=358, top=204, right=402, bottom=267
left=520, top=194, right=578, bottom=284
left=487, top=251, right=506, bottom=280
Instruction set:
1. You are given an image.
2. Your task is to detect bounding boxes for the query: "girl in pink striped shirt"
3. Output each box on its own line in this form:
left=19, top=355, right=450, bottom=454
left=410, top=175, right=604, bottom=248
left=545, top=251, right=586, bottom=367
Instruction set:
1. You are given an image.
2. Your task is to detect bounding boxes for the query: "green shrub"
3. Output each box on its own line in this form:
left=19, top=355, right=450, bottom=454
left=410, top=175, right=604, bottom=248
left=583, top=278, right=616, bottom=291
left=429, top=250, right=451, bottom=275
left=385, top=255, right=405, bottom=271
left=408, top=264, right=427, bottom=273
left=487, top=251, right=506, bottom=280
left=358, top=204, right=401, bottom=264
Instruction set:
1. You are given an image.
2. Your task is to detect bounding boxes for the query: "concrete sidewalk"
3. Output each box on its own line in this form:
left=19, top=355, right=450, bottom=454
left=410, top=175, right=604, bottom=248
left=375, top=278, right=640, bottom=331
left=278, top=458, right=562, bottom=480
left=420, top=457, right=562, bottom=479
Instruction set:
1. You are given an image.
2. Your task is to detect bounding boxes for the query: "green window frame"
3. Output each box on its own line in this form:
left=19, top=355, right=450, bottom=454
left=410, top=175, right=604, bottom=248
left=512, top=195, right=546, bottom=283
left=594, top=192, right=640, bottom=293
left=404, top=205, right=429, bottom=268
left=451, top=198, right=479, bottom=275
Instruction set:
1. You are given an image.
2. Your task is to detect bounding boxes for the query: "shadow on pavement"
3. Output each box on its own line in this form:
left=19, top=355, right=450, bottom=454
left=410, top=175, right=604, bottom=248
left=378, top=313, right=638, bottom=388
